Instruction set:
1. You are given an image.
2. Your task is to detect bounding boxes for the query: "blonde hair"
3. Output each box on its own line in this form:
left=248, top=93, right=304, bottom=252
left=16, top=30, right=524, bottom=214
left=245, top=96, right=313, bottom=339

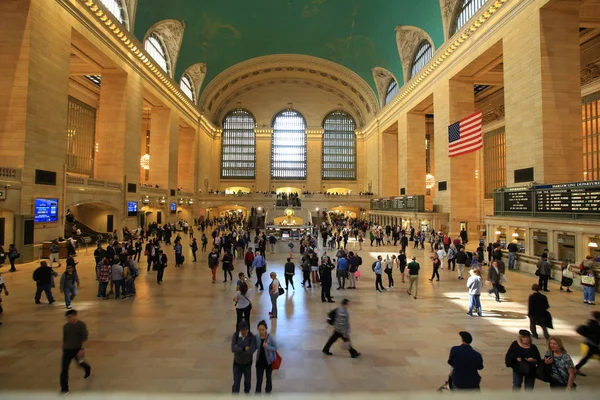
left=547, top=336, right=567, bottom=354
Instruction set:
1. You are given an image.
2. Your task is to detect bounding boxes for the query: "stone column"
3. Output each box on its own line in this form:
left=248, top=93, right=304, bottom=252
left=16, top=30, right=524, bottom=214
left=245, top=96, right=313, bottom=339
left=398, top=112, right=426, bottom=195
left=434, top=79, right=479, bottom=237
left=148, top=107, right=179, bottom=191
left=177, top=127, right=196, bottom=193
left=95, top=71, right=143, bottom=184
left=307, top=129, right=323, bottom=193
left=504, top=0, right=582, bottom=184
left=255, top=130, right=272, bottom=193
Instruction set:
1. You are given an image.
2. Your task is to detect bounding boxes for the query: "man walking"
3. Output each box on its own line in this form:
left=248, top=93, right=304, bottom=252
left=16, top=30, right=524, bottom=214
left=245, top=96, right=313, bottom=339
left=487, top=260, right=502, bottom=303
left=448, top=331, right=483, bottom=390
left=231, top=320, right=256, bottom=394
left=33, top=261, right=56, bottom=305
left=336, top=255, right=349, bottom=290
left=528, top=284, right=551, bottom=340
left=406, top=256, right=420, bottom=299
left=252, top=250, right=267, bottom=291
left=319, top=258, right=335, bottom=303
left=208, top=247, right=220, bottom=283
left=455, top=247, right=468, bottom=280
left=575, top=311, right=600, bottom=376
left=60, top=309, right=91, bottom=394
left=322, top=298, right=360, bottom=358
left=536, top=255, right=551, bottom=292
left=374, top=255, right=385, bottom=292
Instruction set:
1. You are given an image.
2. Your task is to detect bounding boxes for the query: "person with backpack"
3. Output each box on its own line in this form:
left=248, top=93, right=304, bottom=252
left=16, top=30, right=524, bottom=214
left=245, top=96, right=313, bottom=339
left=347, top=251, right=358, bottom=290
left=574, top=311, right=600, bottom=376
left=49, top=241, right=61, bottom=268
left=33, top=261, right=57, bottom=304
left=322, top=298, right=360, bottom=358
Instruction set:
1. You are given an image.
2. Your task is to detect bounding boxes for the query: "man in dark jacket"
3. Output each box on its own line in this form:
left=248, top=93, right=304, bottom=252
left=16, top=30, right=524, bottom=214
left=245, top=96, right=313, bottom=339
left=507, top=241, right=519, bottom=270
left=487, top=260, right=502, bottom=302
left=528, top=284, right=551, bottom=340
left=319, top=259, right=335, bottom=303
left=448, top=331, right=483, bottom=390
left=536, top=255, right=551, bottom=292
left=575, top=311, right=600, bottom=376
left=231, top=320, right=256, bottom=393
left=33, top=261, right=56, bottom=304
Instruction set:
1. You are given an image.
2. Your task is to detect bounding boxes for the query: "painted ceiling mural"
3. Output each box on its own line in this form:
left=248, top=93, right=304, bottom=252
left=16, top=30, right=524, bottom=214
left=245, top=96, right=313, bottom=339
left=133, top=0, right=445, bottom=92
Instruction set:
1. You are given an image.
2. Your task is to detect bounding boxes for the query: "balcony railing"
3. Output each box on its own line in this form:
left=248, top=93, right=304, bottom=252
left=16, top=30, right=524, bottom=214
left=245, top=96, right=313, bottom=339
left=139, top=186, right=169, bottom=196
left=66, top=175, right=122, bottom=191
left=0, top=167, right=22, bottom=181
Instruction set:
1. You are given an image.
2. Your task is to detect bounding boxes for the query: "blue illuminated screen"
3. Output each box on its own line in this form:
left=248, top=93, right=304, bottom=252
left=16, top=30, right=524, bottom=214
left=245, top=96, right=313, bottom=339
left=34, top=198, right=58, bottom=223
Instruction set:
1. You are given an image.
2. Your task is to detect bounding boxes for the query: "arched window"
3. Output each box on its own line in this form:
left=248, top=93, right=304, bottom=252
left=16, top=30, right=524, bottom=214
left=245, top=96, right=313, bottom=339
left=452, top=0, right=489, bottom=35
left=145, top=33, right=169, bottom=75
left=221, top=110, right=256, bottom=179
left=322, top=111, right=356, bottom=180
left=410, top=41, right=433, bottom=79
left=180, top=74, right=195, bottom=102
left=99, top=0, right=127, bottom=27
left=271, top=110, right=307, bottom=179
left=384, top=79, right=398, bottom=105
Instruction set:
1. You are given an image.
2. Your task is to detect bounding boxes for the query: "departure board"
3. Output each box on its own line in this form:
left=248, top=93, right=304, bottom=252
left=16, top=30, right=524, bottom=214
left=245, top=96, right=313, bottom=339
left=503, top=188, right=533, bottom=212
left=535, top=181, right=600, bottom=213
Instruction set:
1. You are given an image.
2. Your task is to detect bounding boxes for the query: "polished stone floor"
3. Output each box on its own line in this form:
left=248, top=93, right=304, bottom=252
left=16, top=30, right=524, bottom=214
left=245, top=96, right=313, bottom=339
left=0, top=236, right=598, bottom=394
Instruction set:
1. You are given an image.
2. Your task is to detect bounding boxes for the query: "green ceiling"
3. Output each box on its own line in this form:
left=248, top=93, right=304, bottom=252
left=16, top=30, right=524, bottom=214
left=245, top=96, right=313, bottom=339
left=134, top=0, right=444, bottom=94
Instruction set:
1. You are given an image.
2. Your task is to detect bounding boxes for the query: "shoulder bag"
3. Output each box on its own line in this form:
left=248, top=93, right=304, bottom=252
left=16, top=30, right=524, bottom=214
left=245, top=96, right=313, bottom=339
left=268, top=334, right=283, bottom=370
left=536, top=356, right=552, bottom=382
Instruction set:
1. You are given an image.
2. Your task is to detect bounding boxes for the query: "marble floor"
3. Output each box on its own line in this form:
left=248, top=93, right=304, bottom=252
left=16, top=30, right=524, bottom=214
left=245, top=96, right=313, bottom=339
left=0, top=236, right=598, bottom=394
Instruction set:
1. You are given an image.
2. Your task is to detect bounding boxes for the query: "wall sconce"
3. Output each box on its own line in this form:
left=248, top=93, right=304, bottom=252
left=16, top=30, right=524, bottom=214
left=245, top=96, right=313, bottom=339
left=589, top=242, right=598, bottom=248
left=425, top=174, right=436, bottom=189
left=140, top=153, right=150, bottom=170
left=495, top=230, right=501, bottom=235
left=512, top=232, right=519, bottom=237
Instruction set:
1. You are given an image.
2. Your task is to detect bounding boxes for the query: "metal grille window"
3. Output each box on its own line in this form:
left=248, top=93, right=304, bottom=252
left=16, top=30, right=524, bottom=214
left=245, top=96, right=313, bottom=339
left=425, top=134, right=431, bottom=174
left=221, top=109, right=256, bottom=179
left=271, top=110, right=307, bottom=179
left=322, top=111, right=356, bottom=180
left=100, top=0, right=126, bottom=27
left=180, top=74, right=194, bottom=102
left=410, top=41, right=433, bottom=79
left=145, top=34, right=169, bottom=75
left=582, top=93, right=600, bottom=181
left=384, top=80, right=398, bottom=105
left=483, top=128, right=506, bottom=198
left=452, top=0, right=489, bottom=35
left=66, top=96, right=96, bottom=176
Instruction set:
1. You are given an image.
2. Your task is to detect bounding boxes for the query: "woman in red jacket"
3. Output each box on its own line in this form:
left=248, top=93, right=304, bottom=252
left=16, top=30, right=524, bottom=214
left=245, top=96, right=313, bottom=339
left=244, top=247, right=255, bottom=278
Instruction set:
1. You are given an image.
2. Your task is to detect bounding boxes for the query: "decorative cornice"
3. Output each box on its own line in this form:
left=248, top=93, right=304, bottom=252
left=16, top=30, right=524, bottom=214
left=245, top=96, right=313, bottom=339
left=184, top=63, right=207, bottom=104
left=363, top=0, right=511, bottom=136
left=395, top=26, right=435, bottom=83
left=372, top=67, right=398, bottom=107
left=144, top=19, right=186, bottom=77
left=581, top=61, right=600, bottom=85
left=482, top=105, right=505, bottom=125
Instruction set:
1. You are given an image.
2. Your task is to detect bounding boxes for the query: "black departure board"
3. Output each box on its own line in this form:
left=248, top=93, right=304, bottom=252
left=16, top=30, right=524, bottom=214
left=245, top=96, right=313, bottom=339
left=535, top=181, right=600, bottom=213
left=503, top=188, right=533, bottom=212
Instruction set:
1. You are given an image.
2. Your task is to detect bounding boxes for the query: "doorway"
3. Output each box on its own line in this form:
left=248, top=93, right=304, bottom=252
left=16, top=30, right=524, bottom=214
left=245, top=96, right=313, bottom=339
left=107, top=215, right=114, bottom=233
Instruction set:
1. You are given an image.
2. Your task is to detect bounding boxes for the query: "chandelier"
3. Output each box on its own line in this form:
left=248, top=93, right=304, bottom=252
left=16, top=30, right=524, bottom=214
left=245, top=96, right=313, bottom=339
left=140, top=153, right=150, bottom=170
left=425, top=173, right=436, bottom=189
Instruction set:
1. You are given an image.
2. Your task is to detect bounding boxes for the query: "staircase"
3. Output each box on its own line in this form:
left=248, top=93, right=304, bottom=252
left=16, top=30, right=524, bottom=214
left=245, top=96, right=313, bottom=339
left=65, top=220, right=111, bottom=244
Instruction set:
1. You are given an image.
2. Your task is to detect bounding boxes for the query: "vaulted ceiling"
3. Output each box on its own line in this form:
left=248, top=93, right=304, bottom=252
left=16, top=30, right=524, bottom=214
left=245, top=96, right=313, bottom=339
left=133, top=0, right=445, bottom=94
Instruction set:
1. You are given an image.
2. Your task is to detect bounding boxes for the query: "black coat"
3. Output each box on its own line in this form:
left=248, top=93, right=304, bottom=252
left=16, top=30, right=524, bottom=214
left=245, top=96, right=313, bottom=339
left=528, top=292, right=553, bottom=328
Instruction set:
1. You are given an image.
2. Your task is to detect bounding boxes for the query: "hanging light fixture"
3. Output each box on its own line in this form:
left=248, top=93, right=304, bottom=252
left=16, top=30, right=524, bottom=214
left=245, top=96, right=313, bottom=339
left=495, top=230, right=501, bottom=235
left=425, top=173, right=436, bottom=189
left=140, top=153, right=150, bottom=170
left=589, top=242, right=599, bottom=248
left=512, top=232, right=519, bottom=237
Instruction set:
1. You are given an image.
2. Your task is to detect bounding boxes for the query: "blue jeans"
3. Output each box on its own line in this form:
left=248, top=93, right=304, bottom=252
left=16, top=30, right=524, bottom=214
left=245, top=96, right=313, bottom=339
left=113, top=279, right=125, bottom=298
left=97, top=281, right=108, bottom=298
left=583, top=286, right=595, bottom=302
left=467, top=294, right=482, bottom=315
left=232, top=363, right=252, bottom=393
left=508, top=252, right=516, bottom=270
left=127, top=277, right=136, bottom=295
left=35, top=284, right=54, bottom=303
left=64, top=286, right=77, bottom=307
left=270, top=293, right=279, bottom=317
left=512, top=370, right=535, bottom=390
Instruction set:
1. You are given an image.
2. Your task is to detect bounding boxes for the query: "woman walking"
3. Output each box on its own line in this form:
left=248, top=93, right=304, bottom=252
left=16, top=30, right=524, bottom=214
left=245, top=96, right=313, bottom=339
left=429, top=254, right=441, bottom=282
left=466, top=268, right=483, bottom=317
left=222, top=250, right=234, bottom=282
left=59, top=265, right=80, bottom=309
left=543, top=337, right=576, bottom=390
left=7, top=244, right=19, bottom=272
left=255, top=320, right=278, bottom=394
left=559, top=262, right=574, bottom=292
left=384, top=255, right=395, bottom=288
left=504, top=329, right=541, bottom=390
left=234, top=282, right=252, bottom=331
left=268, top=272, right=281, bottom=319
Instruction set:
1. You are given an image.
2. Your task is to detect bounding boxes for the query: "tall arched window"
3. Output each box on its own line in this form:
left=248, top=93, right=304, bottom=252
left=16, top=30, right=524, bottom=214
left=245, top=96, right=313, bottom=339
left=100, top=0, right=127, bottom=27
left=221, top=110, right=256, bottom=179
left=145, top=33, right=169, bottom=75
left=410, top=41, right=433, bottom=79
left=271, top=110, right=307, bottom=179
left=180, top=74, right=195, bottom=102
left=452, top=0, right=489, bottom=35
left=322, top=111, right=356, bottom=180
left=384, top=79, right=399, bottom=105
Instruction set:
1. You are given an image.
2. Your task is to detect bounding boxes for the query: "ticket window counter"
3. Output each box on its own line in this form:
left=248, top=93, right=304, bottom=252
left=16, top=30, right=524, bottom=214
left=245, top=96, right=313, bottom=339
left=532, top=231, right=548, bottom=257
left=588, top=236, right=600, bottom=260
left=420, top=220, right=430, bottom=233
left=511, top=228, right=527, bottom=253
left=557, top=234, right=576, bottom=263
left=495, top=227, right=507, bottom=248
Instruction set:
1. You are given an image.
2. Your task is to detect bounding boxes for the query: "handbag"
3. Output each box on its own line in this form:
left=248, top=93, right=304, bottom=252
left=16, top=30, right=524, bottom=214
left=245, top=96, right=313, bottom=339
left=517, top=360, right=534, bottom=376
left=582, top=275, right=596, bottom=286
left=278, top=285, right=284, bottom=295
left=536, top=359, right=552, bottom=382
left=268, top=335, right=283, bottom=370
left=535, top=270, right=540, bottom=276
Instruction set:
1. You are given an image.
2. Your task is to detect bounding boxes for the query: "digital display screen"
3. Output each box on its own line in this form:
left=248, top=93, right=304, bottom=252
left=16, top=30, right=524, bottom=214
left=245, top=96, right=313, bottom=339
left=503, top=189, right=533, bottom=212
left=34, top=198, right=58, bottom=223
left=170, top=202, right=177, bottom=213
left=127, top=201, right=138, bottom=217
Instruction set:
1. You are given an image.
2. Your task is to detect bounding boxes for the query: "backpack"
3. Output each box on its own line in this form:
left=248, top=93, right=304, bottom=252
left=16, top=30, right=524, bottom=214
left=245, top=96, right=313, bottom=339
left=32, top=267, right=41, bottom=282
left=357, top=256, right=363, bottom=266
left=327, top=308, right=337, bottom=326
left=131, top=265, right=139, bottom=278
left=371, top=261, right=377, bottom=272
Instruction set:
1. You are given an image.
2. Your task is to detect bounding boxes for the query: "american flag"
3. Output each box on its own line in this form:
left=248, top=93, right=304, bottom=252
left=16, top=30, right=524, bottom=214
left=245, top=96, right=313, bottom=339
left=448, top=111, right=483, bottom=157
